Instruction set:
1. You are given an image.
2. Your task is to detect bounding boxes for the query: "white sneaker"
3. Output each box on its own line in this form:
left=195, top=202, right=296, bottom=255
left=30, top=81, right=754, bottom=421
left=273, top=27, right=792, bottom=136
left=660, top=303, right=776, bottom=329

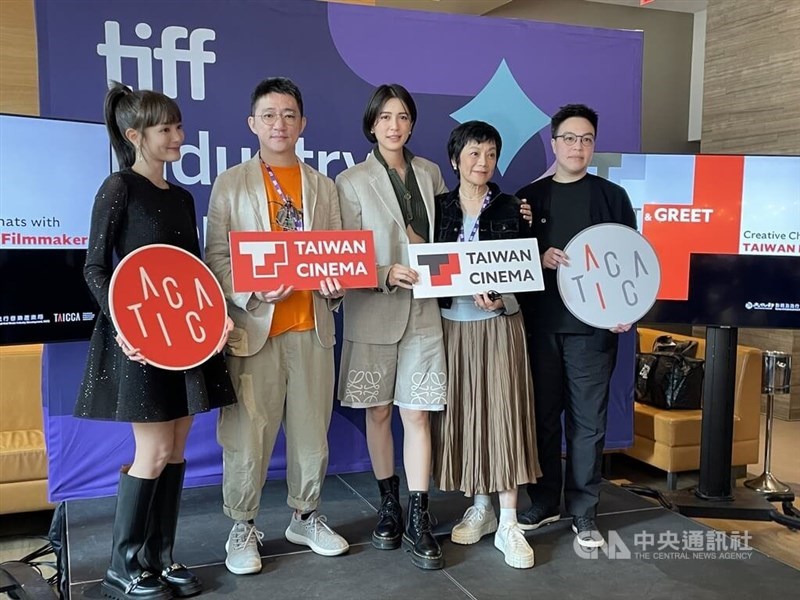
left=494, top=522, right=535, bottom=569
left=451, top=505, right=498, bottom=545
left=285, top=511, right=349, bottom=556
left=224, top=521, right=264, bottom=575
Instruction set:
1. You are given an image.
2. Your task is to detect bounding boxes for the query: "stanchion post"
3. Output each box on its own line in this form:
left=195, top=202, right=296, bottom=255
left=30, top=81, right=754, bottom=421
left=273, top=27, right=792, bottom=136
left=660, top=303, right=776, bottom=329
left=745, top=351, right=792, bottom=494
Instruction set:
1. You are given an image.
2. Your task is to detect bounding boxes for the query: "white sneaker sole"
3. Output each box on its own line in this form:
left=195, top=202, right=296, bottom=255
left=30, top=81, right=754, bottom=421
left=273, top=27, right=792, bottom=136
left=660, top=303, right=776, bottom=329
left=451, top=518, right=498, bottom=545
left=224, top=540, right=263, bottom=575
left=571, top=524, right=605, bottom=548
left=285, top=527, right=350, bottom=557
left=518, top=514, right=560, bottom=532
left=494, top=537, right=535, bottom=569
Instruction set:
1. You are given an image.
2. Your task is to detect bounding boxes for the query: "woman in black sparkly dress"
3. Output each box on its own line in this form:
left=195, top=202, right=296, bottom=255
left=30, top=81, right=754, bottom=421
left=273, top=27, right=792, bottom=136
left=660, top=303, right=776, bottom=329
left=75, top=82, right=236, bottom=600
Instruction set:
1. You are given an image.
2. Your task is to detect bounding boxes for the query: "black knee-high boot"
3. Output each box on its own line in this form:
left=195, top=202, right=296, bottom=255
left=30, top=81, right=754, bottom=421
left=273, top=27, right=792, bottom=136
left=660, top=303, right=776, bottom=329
left=139, top=462, right=201, bottom=598
left=372, top=475, right=402, bottom=550
left=101, top=472, right=172, bottom=600
left=402, top=492, right=443, bottom=570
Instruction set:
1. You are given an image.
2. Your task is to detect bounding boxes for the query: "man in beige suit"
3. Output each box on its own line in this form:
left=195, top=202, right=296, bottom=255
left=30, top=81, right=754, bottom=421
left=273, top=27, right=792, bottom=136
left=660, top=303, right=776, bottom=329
left=336, top=84, right=448, bottom=570
left=205, top=77, right=348, bottom=576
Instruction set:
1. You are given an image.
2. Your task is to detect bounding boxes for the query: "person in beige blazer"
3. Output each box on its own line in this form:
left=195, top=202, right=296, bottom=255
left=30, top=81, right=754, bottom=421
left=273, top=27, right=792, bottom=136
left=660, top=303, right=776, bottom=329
left=336, top=84, right=448, bottom=571
left=205, top=77, right=348, bottom=576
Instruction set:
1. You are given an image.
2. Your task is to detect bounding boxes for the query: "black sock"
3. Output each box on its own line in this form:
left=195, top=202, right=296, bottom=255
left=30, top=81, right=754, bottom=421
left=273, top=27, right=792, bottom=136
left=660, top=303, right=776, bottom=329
left=300, top=511, right=313, bottom=521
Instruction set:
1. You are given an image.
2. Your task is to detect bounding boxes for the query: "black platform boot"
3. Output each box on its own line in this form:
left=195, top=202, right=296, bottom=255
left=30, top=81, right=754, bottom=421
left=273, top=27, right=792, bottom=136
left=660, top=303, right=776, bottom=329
left=402, top=492, right=444, bottom=570
left=140, top=462, right=202, bottom=597
left=100, top=472, right=172, bottom=600
left=372, top=475, right=403, bottom=550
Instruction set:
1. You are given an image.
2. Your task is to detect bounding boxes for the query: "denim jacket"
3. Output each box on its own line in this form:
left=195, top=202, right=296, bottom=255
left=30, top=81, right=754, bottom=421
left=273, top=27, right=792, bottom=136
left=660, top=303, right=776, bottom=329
left=433, top=182, right=533, bottom=311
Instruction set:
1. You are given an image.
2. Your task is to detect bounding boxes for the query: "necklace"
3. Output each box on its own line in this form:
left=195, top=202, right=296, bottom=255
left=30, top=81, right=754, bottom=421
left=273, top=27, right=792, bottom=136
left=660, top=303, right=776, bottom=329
left=459, top=184, right=489, bottom=203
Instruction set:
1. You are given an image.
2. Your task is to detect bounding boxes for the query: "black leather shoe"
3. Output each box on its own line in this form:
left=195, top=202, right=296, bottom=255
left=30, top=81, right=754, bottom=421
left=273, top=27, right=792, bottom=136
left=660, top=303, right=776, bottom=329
left=101, top=569, right=172, bottom=600
left=402, top=492, right=443, bottom=570
left=517, top=504, right=561, bottom=531
left=156, top=564, right=202, bottom=598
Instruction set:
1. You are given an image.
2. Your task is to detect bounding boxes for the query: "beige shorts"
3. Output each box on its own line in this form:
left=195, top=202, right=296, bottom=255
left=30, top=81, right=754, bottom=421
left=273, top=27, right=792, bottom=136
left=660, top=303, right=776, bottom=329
left=338, top=298, right=446, bottom=411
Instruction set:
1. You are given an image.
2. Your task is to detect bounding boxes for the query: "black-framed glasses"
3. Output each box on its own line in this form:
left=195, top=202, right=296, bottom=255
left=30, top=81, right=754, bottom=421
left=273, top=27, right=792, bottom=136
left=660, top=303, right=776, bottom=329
left=253, top=111, right=299, bottom=126
left=553, top=132, right=595, bottom=147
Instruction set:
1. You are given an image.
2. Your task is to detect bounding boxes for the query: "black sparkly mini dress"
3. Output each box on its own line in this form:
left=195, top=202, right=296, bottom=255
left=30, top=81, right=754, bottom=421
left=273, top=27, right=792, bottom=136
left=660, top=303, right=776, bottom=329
left=74, top=170, right=237, bottom=423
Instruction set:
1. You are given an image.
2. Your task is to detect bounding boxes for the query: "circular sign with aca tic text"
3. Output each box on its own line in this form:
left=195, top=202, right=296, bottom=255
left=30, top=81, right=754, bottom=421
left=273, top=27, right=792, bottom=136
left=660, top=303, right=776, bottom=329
left=109, top=244, right=227, bottom=370
left=556, top=224, right=661, bottom=329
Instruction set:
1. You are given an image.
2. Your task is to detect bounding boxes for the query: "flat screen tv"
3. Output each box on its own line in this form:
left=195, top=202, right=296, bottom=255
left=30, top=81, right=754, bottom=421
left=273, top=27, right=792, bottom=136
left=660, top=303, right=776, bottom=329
left=0, top=114, right=111, bottom=345
left=591, top=153, right=800, bottom=328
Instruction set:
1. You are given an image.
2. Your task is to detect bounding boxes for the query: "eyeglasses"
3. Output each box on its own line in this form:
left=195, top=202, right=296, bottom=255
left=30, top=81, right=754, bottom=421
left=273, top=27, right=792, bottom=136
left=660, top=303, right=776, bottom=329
left=553, top=132, right=595, bottom=147
left=254, top=112, right=299, bottom=126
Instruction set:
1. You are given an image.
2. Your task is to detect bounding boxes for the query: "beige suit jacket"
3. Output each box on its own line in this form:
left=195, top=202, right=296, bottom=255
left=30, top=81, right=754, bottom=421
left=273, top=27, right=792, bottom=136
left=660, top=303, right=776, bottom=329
left=205, top=155, right=342, bottom=356
left=336, top=151, right=447, bottom=345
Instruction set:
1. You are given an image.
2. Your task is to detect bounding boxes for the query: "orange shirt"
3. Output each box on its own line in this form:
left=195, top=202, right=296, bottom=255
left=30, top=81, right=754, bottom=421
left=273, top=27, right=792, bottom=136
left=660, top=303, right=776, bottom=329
left=261, top=162, right=315, bottom=337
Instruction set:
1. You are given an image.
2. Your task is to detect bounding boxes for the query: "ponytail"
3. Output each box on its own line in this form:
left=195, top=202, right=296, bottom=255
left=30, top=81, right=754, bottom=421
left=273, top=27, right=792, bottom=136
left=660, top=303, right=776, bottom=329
left=104, top=81, right=136, bottom=169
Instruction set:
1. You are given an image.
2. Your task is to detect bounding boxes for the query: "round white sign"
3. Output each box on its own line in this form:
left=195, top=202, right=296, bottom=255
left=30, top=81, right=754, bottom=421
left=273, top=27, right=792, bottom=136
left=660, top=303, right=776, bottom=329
left=556, top=223, right=661, bottom=329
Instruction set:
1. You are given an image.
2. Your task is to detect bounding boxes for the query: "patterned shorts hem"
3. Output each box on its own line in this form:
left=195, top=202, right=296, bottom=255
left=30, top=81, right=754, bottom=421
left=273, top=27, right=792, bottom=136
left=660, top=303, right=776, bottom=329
left=392, top=402, right=446, bottom=412
left=338, top=398, right=394, bottom=410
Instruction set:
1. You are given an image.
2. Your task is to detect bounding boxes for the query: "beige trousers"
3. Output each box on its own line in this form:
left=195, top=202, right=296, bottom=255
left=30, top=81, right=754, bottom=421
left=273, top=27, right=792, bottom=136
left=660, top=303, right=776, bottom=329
left=218, top=330, right=334, bottom=520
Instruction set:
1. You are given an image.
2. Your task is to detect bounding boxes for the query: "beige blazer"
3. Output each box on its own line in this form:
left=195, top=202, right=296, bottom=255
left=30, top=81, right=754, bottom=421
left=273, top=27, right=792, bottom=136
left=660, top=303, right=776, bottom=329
left=205, top=155, right=342, bottom=357
left=335, top=151, right=447, bottom=345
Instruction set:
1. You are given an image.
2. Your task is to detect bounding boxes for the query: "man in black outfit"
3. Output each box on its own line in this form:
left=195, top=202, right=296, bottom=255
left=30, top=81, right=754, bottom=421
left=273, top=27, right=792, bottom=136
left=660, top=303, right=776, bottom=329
left=516, top=104, right=636, bottom=549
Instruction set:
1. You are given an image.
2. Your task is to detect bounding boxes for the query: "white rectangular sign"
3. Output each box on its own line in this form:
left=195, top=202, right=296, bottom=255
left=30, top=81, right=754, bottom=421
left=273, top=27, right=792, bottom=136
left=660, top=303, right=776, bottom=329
left=408, top=238, right=544, bottom=299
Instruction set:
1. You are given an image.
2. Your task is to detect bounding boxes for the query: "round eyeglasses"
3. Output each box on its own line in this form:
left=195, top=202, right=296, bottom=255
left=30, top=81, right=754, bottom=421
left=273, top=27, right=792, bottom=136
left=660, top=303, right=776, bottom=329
left=254, top=112, right=299, bottom=126
left=553, top=132, right=595, bottom=147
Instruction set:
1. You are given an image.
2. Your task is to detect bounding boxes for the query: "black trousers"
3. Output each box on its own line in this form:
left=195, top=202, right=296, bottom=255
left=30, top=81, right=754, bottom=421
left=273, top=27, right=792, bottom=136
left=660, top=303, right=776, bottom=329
left=526, top=329, right=618, bottom=518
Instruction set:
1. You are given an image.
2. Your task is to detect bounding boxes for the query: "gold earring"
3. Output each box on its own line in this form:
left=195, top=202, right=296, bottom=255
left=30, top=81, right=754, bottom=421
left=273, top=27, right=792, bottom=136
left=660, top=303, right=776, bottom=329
left=136, top=145, right=144, bottom=162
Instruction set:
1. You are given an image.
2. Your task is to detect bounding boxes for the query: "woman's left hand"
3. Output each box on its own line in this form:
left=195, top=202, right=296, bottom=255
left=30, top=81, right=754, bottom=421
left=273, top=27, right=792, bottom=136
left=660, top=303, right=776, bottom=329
left=474, top=292, right=504, bottom=312
left=216, top=317, right=234, bottom=353
left=610, top=323, right=632, bottom=333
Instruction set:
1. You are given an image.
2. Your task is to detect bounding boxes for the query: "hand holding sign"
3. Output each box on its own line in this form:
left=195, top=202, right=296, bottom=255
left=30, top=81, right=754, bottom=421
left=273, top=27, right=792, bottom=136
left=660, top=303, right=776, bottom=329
left=556, top=224, right=661, bottom=329
left=114, top=334, right=146, bottom=364
left=542, top=247, right=570, bottom=270
left=388, top=264, right=419, bottom=289
left=216, top=317, right=235, bottom=353
left=474, top=292, right=504, bottom=312
left=255, top=285, right=294, bottom=304
left=319, top=277, right=345, bottom=299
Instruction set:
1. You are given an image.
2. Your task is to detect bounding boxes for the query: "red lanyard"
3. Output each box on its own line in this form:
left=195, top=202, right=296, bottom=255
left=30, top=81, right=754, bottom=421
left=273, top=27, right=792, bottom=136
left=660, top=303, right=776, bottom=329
left=260, top=156, right=304, bottom=231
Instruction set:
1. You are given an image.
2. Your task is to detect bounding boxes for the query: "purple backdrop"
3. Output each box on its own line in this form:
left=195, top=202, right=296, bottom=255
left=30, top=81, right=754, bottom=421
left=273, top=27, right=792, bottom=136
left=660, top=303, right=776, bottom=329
left=35, top=0, right=642, bottom=501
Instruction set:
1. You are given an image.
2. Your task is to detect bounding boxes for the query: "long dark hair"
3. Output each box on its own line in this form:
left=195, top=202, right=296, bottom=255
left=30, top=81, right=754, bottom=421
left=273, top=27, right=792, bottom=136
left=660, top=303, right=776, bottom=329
left=103, top=81, right=182, bottom=169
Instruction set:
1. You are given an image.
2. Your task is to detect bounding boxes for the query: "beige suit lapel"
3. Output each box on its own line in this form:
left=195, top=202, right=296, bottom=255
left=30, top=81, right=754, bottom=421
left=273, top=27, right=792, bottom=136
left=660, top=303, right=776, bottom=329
left=244, top=155, right=271, bottom=232
left=367, top=152, right=405, bottom=231
left=300, top=161, right=318, bottom=230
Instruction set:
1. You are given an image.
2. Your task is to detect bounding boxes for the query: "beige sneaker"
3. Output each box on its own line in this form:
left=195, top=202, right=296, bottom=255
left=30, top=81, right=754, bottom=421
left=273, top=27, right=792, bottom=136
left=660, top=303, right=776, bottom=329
left=494, top=522, right=535, bottom=569
left=451, top=505, right=498, bottom=545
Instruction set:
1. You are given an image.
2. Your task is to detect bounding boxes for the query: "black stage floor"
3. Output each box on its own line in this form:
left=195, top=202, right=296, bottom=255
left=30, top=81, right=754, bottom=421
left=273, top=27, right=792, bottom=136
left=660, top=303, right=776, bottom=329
left=65, top=472, right=800, bottom=599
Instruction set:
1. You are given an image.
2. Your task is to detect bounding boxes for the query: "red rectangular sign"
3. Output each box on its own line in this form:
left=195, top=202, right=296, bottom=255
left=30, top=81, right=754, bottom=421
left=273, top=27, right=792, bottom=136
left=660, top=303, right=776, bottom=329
left=229, top=230, right=377, bottom=293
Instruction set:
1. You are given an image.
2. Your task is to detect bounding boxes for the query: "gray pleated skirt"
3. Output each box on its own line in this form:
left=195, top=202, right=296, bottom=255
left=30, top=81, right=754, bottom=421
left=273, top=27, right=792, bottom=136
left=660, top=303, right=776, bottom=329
left=432, top=312, right=541, bottom=496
